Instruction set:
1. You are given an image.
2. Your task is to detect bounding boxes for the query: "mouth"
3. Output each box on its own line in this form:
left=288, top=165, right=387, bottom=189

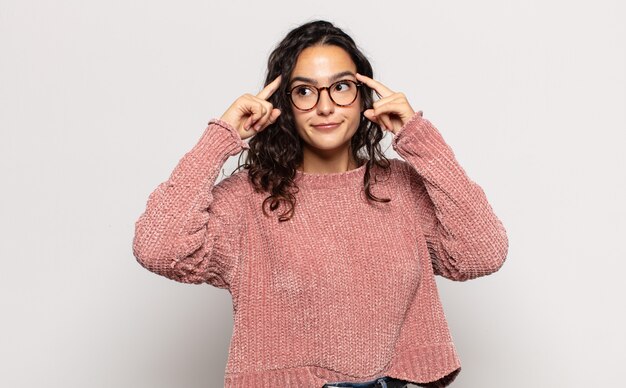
left=312, top=122, right=341, bottom=130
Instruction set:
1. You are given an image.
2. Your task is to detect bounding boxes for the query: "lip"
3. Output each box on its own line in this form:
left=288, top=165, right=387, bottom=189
left=312, top=122, right=341, bottom=130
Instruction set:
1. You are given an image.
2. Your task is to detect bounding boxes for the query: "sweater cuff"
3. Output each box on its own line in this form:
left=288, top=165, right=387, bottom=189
left=391, top=110, right=425, bottom=144
left=391, top=110, right=450, bottom=155
left=207, top=118, right=250, bottom=151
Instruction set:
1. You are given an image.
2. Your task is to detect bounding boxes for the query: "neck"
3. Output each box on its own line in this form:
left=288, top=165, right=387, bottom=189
left=296, top=154, right=359, bottom=174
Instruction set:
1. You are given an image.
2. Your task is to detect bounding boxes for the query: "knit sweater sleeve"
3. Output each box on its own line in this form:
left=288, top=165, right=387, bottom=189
left=132, top=119, right=249, bottom=288
left=392, top=111, right=509, bottom=281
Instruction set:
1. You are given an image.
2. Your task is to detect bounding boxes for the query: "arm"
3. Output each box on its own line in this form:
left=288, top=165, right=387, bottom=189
left=392, top=111, right=509, bottom=281
left=132, top=119, right=248, bottom=287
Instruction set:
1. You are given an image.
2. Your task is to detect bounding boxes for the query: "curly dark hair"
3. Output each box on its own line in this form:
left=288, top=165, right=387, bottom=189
left=231, top=19, right=392, bottom=222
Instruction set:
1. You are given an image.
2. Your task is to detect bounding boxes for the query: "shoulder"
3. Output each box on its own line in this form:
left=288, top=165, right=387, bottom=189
left=385, top=158, right=427, bottom=197
left=386, top=158, right=420, bottom=182
left=210, top=167, right=252, bottom=213
left=387, top=158, right=409, bottom=173
left=214, top=167, right=250, bottom=194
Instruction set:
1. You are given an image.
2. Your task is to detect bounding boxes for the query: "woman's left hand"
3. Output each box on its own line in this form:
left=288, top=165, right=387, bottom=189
left=356, top=73, right=416, bottom=134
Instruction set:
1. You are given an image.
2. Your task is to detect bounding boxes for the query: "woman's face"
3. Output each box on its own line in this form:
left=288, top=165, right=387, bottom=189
left=289, top=45, right=362, bottom=161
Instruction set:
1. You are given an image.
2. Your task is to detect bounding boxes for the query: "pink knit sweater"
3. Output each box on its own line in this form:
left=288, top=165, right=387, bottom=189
left=132, top=111, right=508, bottom=387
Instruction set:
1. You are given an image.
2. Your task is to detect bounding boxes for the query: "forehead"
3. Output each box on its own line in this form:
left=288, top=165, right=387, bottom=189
left=291, top=45, right=357, bottom=82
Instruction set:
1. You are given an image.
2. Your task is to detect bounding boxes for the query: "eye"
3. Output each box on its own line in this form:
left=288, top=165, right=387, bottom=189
left=294, top=85, right=315, bottom=96
left=333, top=81, right=353, bottom=92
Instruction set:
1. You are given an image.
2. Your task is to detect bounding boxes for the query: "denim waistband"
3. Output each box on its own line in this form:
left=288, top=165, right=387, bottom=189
left=322, top=375, right=408, bottom=388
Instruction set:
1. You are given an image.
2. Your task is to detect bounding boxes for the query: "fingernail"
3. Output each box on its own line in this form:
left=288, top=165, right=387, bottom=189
left=254, top=124, right=261, bottom=131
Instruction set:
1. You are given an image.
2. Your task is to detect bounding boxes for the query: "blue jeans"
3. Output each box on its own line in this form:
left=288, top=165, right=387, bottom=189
left=322, top=375, right=409, bottom=388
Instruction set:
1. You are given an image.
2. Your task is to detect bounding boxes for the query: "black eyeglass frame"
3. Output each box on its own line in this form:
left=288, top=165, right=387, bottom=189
left=286, top=80, right=364, bottom=112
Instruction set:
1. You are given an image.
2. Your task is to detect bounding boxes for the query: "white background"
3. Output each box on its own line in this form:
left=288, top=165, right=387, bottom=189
left=1, top=0, right=624, bottom=387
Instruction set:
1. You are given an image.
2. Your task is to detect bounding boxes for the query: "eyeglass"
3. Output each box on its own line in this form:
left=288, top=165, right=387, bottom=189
left=287, top=79, right=363, bottom=111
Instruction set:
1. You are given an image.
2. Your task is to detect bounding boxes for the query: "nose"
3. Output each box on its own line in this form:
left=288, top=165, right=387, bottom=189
left=316, top=88, right=335, bottom=115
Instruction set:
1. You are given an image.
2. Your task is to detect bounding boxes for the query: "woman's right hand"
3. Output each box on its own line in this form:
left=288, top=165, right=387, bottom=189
left=220, top=75, right=282, bottom=141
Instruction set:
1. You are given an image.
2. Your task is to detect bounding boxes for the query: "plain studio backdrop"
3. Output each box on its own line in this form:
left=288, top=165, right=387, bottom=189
left=1, top=0, right=624, bottom=387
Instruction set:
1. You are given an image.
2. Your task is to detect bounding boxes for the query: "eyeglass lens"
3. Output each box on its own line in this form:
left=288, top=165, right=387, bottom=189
left=290, top=80, right=359, bottom=110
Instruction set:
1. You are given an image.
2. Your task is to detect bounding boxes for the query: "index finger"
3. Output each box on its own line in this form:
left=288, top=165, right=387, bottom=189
left=256, top=75, right=282, bottom=100
left=355, top=73, right=395, bottom=99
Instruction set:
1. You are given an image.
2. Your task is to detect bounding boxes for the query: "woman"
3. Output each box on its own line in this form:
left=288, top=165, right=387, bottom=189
left=132, top=20, right=508, bottom=388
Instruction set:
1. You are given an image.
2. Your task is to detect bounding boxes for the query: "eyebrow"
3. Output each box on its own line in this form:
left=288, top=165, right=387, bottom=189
left=289, top=71, right=356, bottom=86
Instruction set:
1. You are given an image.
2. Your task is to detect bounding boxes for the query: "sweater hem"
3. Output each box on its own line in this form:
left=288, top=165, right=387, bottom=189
left=223, top=342, right=461, bottom=387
